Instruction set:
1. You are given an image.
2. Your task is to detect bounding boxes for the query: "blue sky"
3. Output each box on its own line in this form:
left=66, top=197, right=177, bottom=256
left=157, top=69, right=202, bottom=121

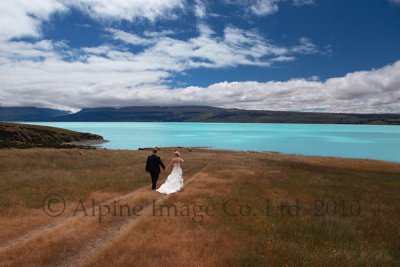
left=0, top=0, right=400, bottom=113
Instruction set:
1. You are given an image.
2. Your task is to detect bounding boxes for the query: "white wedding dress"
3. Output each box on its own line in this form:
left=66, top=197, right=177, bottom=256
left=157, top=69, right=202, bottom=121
left=156, top=161, right=184, bottom=195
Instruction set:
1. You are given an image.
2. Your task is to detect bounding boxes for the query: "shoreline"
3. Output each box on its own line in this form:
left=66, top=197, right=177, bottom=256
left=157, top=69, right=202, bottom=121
left=126, top=146, right=400, bottom=166
left=3, top=144, right=399, bottom=164
left=62, top=139, right=109, bottom=146
left=14, top=121, right=400, bottom=126
left=110, top=146, right=400, bottom=165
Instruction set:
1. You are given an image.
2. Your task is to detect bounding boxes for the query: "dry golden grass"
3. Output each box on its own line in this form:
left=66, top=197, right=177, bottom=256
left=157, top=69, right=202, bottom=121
left=0, top=148, right=399, bottom=266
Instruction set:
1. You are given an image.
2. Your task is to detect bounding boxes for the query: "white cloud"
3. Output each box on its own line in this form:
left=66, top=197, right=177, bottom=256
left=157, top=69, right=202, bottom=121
left=226, top=0, right=315, bottom=16
left=250, top=0, right=280, bottom=16
left=0, top=19, right=326, bottom=111
left=0, top=0, right=324, bottom=113
left=271, top=56, right=296, bottom=62
left=1, top=0, right=396, bottom=114
left=291, top=37, right=319, bottom=54
left=0, top=31, right=398, bottom=113
left=96, top=60, right=398, bottom=113
left=0, top=0, right=67, bottom=40
left=0, top=39, right=69, bottom=63
left=118, top=23, right=297, bottom=70
left=194, top=0, right=207, bottom=19
left=0, top=0, right=186, bottom=41
left=66, top=0, right=186, bottom=22
left=106, top=28, right=154, bottom=46
left=226, top=0, right=280, bottom=16
left=143, top=30, right=176, bottom=38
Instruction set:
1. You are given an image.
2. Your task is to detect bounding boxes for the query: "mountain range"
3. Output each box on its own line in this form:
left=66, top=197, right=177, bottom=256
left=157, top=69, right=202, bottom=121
left=1, top=106, right=399, bottom=125
left=0, top=107, right=69, bottom=121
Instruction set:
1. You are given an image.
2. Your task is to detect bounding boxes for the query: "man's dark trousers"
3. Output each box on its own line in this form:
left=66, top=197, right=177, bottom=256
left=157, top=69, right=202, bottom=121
left=150, top=171, right=159, bottom=190
left=145, top=154, right=166, bottom=190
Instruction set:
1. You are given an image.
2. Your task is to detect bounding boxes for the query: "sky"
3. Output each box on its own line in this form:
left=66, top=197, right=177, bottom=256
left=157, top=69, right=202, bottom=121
left=0, top=0, right=400, bottom=113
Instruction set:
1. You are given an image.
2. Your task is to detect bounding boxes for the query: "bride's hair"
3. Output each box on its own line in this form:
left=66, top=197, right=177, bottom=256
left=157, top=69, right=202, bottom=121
left=174, top=151, right=180, bottom=157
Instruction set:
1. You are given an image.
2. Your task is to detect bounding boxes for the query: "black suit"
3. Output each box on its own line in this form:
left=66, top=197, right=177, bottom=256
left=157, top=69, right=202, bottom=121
left=145, top=154, right=166, bottom=189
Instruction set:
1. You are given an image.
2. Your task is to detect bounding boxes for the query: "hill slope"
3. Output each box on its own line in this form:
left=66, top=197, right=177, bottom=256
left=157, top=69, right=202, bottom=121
left=0, top=122, right=104, bottom=148
left=2, top=106, right=400, bottom=124
left=0, top=107, right=69, bottom=121
left=54, top=106, right=400, bottom=124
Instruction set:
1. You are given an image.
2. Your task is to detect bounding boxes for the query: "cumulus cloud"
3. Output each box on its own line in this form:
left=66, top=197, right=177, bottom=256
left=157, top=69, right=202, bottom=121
left=205, top=61, right=400, bottom=113
left=0, top=0, right=398, bottom=114
left=271, top=56, right=296, bottom=62
left=226, top=0, right=280, bottom=16
left=0, top=22, right=316, bottom=109
left=0, top=1, right=344, bottom=113
left=250, top=0, right=280, bottom=16
left=291, top=37, right=319, bottom=54
left=194, top=0, right=207, bottom=19
left=102, top=23, right=311, bottom=70
left=0, top=0, right=317, bottom=42
left=0, top=0, right=185, bottom=41
left=0, top=0, right=66, bottom=40
left=0, top=32, right=399, bottom=113
left=66, top=0, right=185, bottom=22
left=226, top=0, right=314, bottom=16
left=106, top=28, right=155, bottom=46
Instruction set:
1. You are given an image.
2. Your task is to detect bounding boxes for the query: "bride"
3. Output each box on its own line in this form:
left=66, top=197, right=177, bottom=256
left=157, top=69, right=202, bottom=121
left=156, top=151, right=184, bottom=195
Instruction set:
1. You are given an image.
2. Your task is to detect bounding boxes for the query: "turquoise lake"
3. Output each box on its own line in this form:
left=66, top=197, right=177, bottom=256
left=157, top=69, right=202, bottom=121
left=28, top=122, right=400, bottom=162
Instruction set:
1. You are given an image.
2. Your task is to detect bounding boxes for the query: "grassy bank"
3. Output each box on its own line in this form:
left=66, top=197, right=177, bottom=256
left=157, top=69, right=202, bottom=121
left=0, top=122, right=104, bottom=148
left=0, top=148, right=399, bottom=266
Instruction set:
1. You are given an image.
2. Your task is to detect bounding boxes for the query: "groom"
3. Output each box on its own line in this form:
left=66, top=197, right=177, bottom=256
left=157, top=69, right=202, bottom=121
left=145, top=148, right=166, bottom=190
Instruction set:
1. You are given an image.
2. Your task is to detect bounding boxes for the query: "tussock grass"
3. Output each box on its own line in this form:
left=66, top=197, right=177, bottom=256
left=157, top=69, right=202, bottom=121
left=87, top=151, right=400, bottom=267
left=0, top=148, right=399, bottom=266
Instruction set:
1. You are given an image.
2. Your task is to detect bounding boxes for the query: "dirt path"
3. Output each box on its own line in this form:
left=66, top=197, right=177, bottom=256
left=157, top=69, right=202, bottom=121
left=59, top=194, right=169, bottom=267
left=0, top=154, right=219, bottom=266
left=0, top=161, right=206, bottom=254
left=59, top=157, right=218, bottom=267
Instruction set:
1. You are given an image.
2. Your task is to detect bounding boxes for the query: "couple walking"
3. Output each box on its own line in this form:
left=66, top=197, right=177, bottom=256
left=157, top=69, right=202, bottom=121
left=145, top=148, right=184, bottom=195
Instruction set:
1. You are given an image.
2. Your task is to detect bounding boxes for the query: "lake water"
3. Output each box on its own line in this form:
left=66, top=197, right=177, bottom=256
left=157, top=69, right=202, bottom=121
left=28, top=122, right=400, bottom=162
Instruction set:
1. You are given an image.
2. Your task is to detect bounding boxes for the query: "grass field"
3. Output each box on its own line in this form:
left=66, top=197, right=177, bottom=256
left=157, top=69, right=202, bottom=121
left=0, top=147, right=399, bottom=266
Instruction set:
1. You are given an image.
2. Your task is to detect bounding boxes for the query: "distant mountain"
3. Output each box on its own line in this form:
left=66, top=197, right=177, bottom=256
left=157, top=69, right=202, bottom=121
left=55, top=106, right=227, bottom=122
left=53, top=106, right=400, bottom=125
left=1, top=106, right=400, bottom=125
left=0, top=107, right=69, bottom=121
